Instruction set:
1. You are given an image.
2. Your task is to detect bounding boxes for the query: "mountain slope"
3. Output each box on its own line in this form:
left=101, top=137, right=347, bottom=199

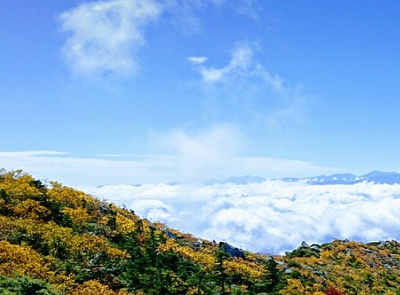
left=1, top=169, right=400, bottom=295
left=0, top=169, right=268, bottom=294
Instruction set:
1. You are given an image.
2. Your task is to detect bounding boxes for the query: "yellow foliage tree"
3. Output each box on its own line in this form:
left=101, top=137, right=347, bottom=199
left=0, top=240, right=50, bottom=278
left=0, top=170, right=43, bottom=200
left=12, top=199, right=50, bottom=220
left=62, top=207, right=92, bottom=225
left=69, top=280, right=130, bottom=295
left=48, top=182, right=91, bottom=209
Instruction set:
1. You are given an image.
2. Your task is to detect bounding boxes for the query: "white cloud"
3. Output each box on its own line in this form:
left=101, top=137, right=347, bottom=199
left=188, top=56, right=208, bottom=64
left=86, top=181, right=400, bottom=254
left=192, top=43, right=308, bottom=128
left=0, top=151, right=176, bottom=186
left=159, top=124, right=246, bottom=181
left=194, top=43, right=285, bottom=94
left=0, top=151, right=67, bottom=157
left=196, top=44, right=256, bottom=83
left=161, top=0, right=260, bottom=33
left=60, top=0, right=161, bottom=77
left=59, top=0, right=260, bottom=77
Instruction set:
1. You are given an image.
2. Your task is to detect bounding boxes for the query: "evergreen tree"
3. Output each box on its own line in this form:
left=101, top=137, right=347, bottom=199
left=252, top=257, right=285, bottom=294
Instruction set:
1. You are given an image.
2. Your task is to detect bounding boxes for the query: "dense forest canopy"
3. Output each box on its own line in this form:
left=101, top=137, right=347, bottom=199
left=1, top=169, right=400, bottom=294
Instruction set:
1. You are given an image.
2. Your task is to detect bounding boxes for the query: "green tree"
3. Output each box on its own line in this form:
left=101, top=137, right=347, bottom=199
left=0, top=276, right=59, bottom=295
left=252, top=258, right=285, bottom=294
left=215, top=247, right=230, bottom=295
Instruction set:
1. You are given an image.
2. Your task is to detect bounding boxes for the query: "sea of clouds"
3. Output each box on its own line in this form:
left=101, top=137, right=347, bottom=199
left=82, top=180, right=400, bottom=254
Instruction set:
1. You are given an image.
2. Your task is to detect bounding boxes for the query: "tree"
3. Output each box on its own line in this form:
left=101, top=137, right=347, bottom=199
left=252, top=257, right=285, bottom=294
left=215, top=246, right=230, bottom=295
left=0, top=276, right=59, bottom=295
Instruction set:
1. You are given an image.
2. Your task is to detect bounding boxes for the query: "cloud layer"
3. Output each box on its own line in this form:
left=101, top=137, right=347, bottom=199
left=0, top=148, right=336, bottom=186
left=87, top=180, right=400, bottom=254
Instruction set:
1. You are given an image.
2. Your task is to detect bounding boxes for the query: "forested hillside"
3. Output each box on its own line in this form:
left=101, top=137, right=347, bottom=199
left=1, top=169, right=400, bottom=295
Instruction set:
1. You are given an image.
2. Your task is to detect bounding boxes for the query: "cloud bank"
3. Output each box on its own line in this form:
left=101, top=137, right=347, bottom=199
left=86, top=181, right=400, bottom=254
left=0, top=150, right=336, bottom=187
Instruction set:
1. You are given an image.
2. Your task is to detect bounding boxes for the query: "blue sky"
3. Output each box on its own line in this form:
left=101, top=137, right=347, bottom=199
left=2, top=0, right=400, bottom=186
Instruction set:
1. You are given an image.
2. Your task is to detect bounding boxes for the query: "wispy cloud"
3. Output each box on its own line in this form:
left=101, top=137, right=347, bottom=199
left=212, top=0, right=261, bottom=19
left=195, top=44, right=256, bottom=83
left=0, top=151, right=67, bottom=157
left=229, top=0, right=262, bottom=19
left=87, top=180, right=400, bottom=254
left=158, top=124, right=245, bottom=181
left=0, top=151, right=175, bottom=186
left=162, top=0, right=261, bottom=34
left=0, top=150, right=336, bottom=186
left=188, top=56, right=208, bottom=65
left=191, top=43, right=307, bottom=128
left=59, top=0, right=260, bottom=78
left=193, top=43, right=288, bottom=94
left=60, top=0, right=161, bottom=77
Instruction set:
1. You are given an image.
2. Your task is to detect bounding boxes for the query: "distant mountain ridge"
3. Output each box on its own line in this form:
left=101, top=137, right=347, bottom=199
left=286, top=170, right=400, bottom=185
left=203, top=170, right=400, bottom=185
